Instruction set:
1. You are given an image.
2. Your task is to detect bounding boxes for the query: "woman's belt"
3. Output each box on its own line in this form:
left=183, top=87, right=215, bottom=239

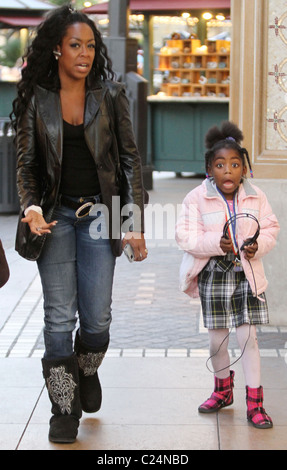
left=58, top=194, right=102, bottom=218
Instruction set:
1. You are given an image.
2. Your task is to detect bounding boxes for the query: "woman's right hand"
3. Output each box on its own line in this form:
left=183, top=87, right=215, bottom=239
left=21, top=210, right=58, bottom=236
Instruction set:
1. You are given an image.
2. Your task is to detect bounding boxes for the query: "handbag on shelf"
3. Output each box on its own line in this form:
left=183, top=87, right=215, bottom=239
left=0, top=239, right=9, bottom=288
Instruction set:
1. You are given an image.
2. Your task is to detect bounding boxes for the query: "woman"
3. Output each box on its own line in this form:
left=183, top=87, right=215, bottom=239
left=11, top=5, right=148, bottom=443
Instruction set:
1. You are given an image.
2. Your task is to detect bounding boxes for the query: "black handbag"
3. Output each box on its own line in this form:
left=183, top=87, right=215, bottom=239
left=0, top=239, right=9, bottom=288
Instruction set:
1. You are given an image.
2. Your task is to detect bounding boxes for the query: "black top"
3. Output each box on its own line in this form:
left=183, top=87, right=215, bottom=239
left=60, top=120, right=100, bottom=197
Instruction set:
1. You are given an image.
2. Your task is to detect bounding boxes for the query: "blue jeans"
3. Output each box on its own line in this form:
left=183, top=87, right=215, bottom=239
left=37, top=199, right=116, bottom=359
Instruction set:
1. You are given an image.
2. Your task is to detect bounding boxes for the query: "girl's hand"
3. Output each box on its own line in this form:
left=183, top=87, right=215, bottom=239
left=242, top=241, right=258, bottom=260
left=122, top=232, right=148, bottom=262
left=220, top=236, right=233, bottom=253
left=21, top=210, right=57, bottom=236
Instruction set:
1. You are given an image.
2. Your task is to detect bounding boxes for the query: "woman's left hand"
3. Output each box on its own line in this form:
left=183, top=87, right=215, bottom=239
left=122, top=232, right=148, bottom=262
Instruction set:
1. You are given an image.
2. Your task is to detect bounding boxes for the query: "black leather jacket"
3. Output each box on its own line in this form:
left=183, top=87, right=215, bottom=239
left=15, top=78, right=147, bottom=260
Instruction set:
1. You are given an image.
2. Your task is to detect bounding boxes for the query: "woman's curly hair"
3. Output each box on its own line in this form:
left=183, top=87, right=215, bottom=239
left=204, top=121, right=253, bottom=177
left=11, top=4, right=115, bottom=129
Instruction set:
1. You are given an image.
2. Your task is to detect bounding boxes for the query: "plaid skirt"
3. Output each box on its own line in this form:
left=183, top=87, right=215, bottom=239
left=198, top=256, right=269, bottom=329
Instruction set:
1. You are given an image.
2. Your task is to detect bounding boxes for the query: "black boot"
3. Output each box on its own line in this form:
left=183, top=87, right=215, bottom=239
left=42, top=354, right=82, bottom=443
left=74, top=330, right=108, bottom=413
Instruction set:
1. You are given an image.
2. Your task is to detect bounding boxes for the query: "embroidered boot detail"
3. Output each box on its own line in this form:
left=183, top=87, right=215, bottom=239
left=46, top=365, right=77, bottom=415
left=42, top=354, right=82, bottom=443
left=78, top=352, right=105, bottom=377
left=74, top=330, right=108, bottom=413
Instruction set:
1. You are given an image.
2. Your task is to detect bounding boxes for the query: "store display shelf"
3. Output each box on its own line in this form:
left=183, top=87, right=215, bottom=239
left=156, top=38, right=230, bottom=98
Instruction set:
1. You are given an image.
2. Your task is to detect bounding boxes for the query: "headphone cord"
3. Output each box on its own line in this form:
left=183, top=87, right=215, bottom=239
left=206, top=324, right=251, bottom=374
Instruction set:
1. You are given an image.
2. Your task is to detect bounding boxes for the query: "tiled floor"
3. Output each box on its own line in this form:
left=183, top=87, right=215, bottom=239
left=1, top=355, right=287, bottom=450
left=0, top=174, right=287, bottom=450
left=1, top=268, right=286, bottom=361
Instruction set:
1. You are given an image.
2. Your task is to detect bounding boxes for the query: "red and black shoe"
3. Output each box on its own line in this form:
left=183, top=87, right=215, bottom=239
left=246, top=386, right=273, bottom=429
left=198, top=371, right=235, bottom=414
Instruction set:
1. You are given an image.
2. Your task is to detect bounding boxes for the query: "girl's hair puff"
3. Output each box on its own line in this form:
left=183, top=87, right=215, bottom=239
left=204, top=121, right=253, bottom=178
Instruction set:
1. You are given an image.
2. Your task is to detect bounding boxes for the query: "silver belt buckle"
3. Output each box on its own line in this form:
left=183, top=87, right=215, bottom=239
left=75, top=201, right=94, bottom=219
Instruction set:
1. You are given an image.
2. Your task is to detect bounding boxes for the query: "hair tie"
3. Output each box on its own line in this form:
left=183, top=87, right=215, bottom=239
left=226, top=137, right=236, bottom=142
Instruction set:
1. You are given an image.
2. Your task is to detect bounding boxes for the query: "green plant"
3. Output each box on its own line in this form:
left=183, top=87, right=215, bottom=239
left=0, top=38, right=21, bottom=67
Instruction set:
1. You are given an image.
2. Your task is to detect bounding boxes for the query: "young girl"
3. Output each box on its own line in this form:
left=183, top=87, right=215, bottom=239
left=176, top=121, right=280, bottom=429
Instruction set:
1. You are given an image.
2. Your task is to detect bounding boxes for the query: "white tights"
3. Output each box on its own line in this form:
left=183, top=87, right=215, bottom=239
left=208, top=324, right=261, bottom=387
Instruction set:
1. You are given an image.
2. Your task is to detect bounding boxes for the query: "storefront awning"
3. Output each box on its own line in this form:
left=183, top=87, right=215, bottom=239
left=83, top=0, right=231, bottom=14
left=0, top=15, right=43, bottom=26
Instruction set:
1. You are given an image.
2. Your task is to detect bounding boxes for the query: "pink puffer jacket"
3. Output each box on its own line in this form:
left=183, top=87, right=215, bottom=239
left=175, top=179, right=280, bottom=298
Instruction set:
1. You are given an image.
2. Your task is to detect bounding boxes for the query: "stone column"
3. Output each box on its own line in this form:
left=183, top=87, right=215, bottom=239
left=104, top=0, right=137, bottom=80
